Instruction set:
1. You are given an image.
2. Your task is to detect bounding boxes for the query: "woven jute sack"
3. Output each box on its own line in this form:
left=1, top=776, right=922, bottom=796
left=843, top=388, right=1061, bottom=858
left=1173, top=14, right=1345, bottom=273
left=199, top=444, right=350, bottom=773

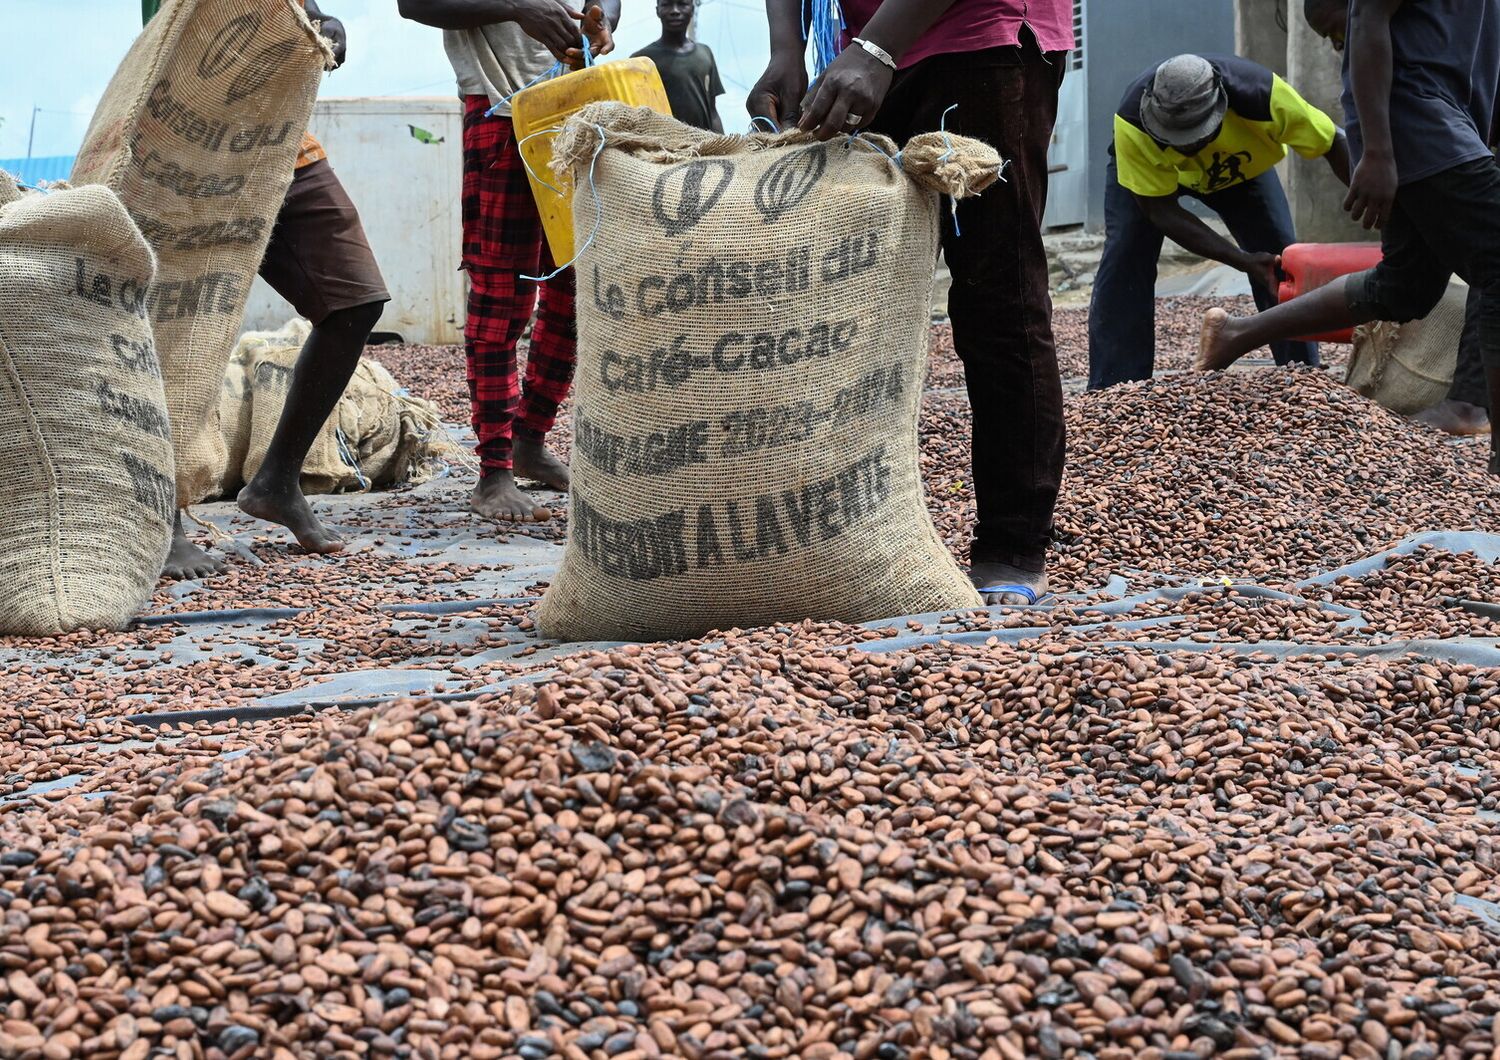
left=1347, top=280, right=1467, bottom=415
left=71, top=0, right=330, bottom=507
left=535, top=104, right=997, bottom=642
left=0, top=177, right=175, bottom=634
left=219, top=317, right=310, bottom=491
left=240, top=347, right=409, bottom=494
left=219, top=320, right=450, bottom=495
left=336, top=358, right=451, bottom=492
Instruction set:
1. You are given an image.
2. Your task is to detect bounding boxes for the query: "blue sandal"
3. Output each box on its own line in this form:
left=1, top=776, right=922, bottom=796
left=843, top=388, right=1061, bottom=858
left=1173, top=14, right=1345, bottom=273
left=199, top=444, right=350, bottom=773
left=978, top=584, right=1043, bottom=605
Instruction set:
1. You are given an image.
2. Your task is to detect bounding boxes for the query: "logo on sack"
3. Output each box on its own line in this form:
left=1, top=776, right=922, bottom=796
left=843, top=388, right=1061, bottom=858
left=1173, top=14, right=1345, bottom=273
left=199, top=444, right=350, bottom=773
left=197, top=14, right=264, bottom=80
left=754, top=146, right=827, bottom=223
left=651, top=160, right=733, bottom=236
left=225, top=41, right=303, bottom=105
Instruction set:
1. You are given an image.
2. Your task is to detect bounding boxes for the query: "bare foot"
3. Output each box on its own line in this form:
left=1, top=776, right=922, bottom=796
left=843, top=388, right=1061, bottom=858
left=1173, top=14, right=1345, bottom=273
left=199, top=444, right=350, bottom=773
left=1412, top=399, right=1491, bottom=437
left=237, top=477, right=345, bottom=554
left=471, top=470, right=552, bottom=523
left=164, top=515, right=225, bottom=581
left=971, top=562, right=1048, bottom=607
left=514, top=435, right=570, bottom=491
left=1196, top=307, right=1238, bottom=372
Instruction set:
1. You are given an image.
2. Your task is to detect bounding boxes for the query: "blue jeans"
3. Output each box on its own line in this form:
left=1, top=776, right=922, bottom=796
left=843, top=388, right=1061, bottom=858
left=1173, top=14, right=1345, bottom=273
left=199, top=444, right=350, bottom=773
left=1087, top=156, right=1319, bottom=390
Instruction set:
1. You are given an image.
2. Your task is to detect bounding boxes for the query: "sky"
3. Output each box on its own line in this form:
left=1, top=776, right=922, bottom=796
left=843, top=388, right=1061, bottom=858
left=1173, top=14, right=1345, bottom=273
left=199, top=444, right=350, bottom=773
left=0, top=0, right=775, bottom=161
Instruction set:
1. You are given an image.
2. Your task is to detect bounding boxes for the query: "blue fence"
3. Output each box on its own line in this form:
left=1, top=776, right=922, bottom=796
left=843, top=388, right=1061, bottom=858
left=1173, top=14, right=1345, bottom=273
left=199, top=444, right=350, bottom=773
left=0, top=156, right=76, bottom=187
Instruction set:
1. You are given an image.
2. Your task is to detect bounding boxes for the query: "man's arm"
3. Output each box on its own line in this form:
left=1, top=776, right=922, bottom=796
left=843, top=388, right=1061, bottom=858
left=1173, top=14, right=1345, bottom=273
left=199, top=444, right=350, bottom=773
left=1137, top=194, right=1281, bottom=292
left=398, top=0, right=584, bottom=62
left=302, top=0, right=347, bottom=67
left=1325, top=127, right=1352, bottom=185
left=398, top=0, right=525, bottom=28
left=746, top=0, right=809, bottom=127
left=797, top=0, right=963, bottom=139
left=1344, top=0, right=1404, bottom=228
left=571, top=3, right=614, bottom=64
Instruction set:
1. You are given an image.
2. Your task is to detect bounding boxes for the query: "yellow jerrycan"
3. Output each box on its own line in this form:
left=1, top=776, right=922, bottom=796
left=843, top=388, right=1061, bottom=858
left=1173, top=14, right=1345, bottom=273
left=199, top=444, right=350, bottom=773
left=510, top=58, right=671, bottom=266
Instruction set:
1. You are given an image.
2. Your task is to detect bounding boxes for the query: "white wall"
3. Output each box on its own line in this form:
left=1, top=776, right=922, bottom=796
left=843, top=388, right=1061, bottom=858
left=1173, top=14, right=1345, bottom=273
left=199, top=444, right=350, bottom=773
left=1285, top=13, right=1369, bottom=243
left=242, top=97, right=466, bottom=345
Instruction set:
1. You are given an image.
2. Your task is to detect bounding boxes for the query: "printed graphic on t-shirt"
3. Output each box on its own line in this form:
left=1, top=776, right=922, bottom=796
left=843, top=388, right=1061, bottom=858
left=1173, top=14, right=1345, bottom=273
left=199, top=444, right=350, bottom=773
left=1203, top=150, right=1254, bottom=191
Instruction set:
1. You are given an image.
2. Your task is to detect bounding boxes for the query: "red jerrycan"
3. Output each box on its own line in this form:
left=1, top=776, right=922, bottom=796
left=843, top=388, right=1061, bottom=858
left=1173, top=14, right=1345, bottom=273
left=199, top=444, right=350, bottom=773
left=1276, top=243, right=1383, bottom=342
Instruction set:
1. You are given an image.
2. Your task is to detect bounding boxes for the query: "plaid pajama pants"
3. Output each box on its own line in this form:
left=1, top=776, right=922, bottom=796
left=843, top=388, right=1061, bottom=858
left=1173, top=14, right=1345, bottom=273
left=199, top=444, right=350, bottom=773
left=461, top=96, right=577, bottom=475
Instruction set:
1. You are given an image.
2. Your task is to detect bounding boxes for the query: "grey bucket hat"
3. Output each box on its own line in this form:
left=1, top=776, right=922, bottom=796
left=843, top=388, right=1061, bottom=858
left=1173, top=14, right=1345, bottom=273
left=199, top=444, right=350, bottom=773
left=1140, top=54, right=1228, bottom=148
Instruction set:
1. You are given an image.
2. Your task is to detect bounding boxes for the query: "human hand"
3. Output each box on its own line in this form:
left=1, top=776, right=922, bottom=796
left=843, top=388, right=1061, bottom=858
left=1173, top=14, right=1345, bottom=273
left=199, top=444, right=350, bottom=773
left=1344, top=151, right=1397, bottom=229
left=512, top=0, right=586, bottom=62
left=797, top=45, right=893, bottom=141
left=565, top=5, right=613, bottom=68
left=1238, top=251, right=1281, bottom=294
left=747, top=56, right=809, bottom=129
left=316, top=15, right=347, bottom=68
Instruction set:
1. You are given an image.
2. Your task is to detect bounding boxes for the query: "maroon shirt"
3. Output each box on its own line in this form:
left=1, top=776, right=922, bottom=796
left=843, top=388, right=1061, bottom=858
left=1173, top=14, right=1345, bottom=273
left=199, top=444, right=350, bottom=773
left=840, top=0, right=1075, bottom=69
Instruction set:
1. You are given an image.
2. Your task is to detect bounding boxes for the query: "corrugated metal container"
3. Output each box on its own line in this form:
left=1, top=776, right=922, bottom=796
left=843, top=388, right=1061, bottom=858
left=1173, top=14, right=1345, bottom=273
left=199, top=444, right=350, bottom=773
left=241, top=97, right=465, bottom=344
left=0, top=156, right=77, bottom=187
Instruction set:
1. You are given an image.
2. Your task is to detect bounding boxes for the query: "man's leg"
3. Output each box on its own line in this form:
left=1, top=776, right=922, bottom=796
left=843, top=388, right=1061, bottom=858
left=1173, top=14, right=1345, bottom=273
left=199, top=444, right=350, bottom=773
left=513, top=244, right=575, bottom=491
left=1208, top=168, right=1319, bottom=367
left=460, top=97, right=551, bottom=521
left=1198, top=279, right=1360, bottom=368
left=1200, top=200, right=1448, bottom=371
left=1403, top=159, right=1500, bottom=472
left=874, top=39, right=1066, bottom=603
left=1448, top=287, right=1490, bottom=408
left=165, top=511, right=224, bottom=581
left=238, top=159, right=390, bottom=553
left=1087, top=155, right=1167, bottom=389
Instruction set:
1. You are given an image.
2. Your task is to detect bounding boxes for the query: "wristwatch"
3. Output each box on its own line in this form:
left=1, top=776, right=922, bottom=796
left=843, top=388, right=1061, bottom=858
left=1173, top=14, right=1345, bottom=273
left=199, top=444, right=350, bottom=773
left=851, top=37, right=897, bottom=71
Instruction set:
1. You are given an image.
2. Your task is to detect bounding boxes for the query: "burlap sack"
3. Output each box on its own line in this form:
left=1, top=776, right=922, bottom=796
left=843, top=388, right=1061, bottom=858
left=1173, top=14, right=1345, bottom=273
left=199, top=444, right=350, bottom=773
left=338, top=359, right=447, bottom=491
left=535, top=104, right=996, bottom=642
left=1, top=173, right=35, bottom=200
left=219, top=320, right=449, bottom=494
left=71, top=0, right=330, bottom=506
left=218, top=316, right=310, bottom=492
left=237, top=329, right=350, bottom=493
left=0, top=179, right=175, bottom=634
left=1347, top=280, right=1468, bottom=415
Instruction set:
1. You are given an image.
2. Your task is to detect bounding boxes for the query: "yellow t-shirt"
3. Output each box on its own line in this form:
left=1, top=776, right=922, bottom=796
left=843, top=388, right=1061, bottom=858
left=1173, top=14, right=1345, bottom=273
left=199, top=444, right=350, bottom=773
left=1113, top=56, right=1336, bottom=197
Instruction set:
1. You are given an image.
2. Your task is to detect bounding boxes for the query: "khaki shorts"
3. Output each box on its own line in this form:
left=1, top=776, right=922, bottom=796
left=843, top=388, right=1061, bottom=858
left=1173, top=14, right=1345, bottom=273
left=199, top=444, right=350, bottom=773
left=259, top=159, right=390, bottom=325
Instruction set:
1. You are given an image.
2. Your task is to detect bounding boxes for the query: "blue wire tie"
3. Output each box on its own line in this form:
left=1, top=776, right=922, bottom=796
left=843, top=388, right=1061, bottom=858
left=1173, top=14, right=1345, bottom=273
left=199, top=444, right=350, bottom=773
left=522, top=122, right=608, bottom=283
left=939, top=103, right=961, bottom=236
left=803, top=0, right=846, bottom=76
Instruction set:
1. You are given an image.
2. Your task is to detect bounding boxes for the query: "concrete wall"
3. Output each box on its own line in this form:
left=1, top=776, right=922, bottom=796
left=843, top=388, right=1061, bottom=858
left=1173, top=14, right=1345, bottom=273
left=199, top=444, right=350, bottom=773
left=242, top=97, right=466, bottom=344
left=1285, top=11, right=1369, bottom=242
left=1084, top=0, right=1237, bottom=230
left=1234, top=0, right=1369, bottom=243
left=1236, top=0, right=1288, bottom=77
